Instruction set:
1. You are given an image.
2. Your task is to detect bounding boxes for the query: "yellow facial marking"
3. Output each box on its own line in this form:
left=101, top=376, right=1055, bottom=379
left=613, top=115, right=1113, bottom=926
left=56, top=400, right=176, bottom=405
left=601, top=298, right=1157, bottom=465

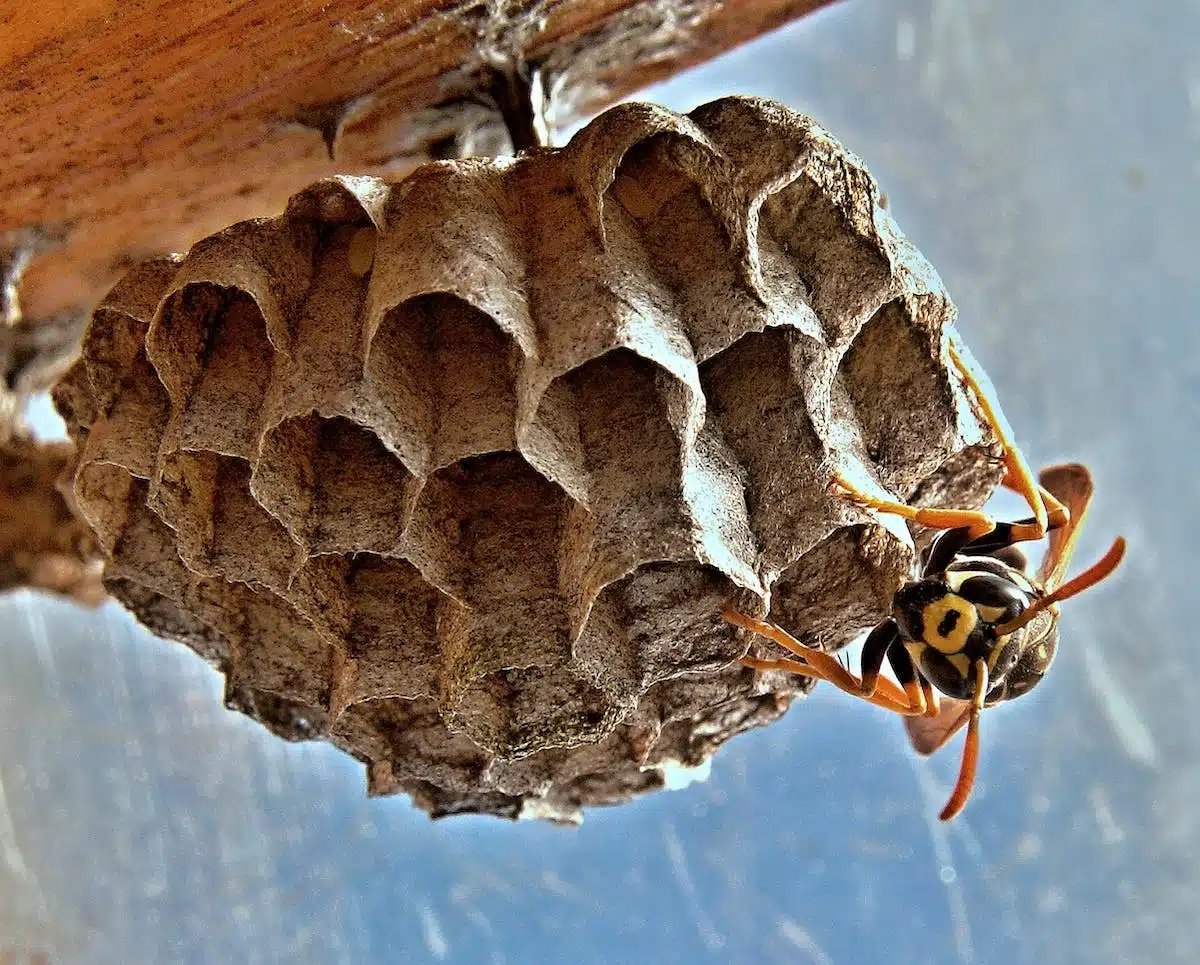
left=947, top=653, right=971, bottom=677
left=987, top=635, right=1011, bottom=671
left=976, top=604, right=1007, bottom=623
left=921, top=595, right=977, bottom=655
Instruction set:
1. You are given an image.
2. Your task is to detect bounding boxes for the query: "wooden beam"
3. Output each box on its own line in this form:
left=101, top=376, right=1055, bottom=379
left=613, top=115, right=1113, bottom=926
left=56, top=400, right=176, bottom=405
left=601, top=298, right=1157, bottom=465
left=1, top=0, right=837, bottom=331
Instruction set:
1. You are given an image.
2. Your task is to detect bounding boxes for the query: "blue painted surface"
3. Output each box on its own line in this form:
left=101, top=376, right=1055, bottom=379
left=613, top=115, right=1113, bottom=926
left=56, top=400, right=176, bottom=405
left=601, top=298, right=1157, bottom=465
left=2, top=1, right=1194, bottom=961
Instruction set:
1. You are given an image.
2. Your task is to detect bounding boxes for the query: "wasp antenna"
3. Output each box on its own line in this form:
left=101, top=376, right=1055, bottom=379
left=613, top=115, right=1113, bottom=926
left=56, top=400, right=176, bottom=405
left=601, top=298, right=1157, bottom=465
left=1046, top=536, right=1126, bottom=604
left=939, top=660, right=988, bottom=821
left=994, top=536, right=1126, bottom=636
left=938, top=712, right=980, bottom=821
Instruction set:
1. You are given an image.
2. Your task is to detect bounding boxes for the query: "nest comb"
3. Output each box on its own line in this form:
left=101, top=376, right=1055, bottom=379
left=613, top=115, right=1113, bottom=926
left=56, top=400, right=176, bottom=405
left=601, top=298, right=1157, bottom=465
left=51, top=96, right=1002, bottom=822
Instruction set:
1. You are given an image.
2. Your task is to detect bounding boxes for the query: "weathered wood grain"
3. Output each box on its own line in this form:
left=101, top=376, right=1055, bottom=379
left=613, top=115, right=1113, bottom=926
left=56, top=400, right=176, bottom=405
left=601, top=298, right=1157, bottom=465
left=1, top=0, right=836, bottom=330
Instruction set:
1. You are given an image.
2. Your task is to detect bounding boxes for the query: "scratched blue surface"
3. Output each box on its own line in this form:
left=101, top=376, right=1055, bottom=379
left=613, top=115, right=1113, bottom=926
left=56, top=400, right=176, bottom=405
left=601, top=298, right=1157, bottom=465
left=1, top=0, right=1195, bottom=962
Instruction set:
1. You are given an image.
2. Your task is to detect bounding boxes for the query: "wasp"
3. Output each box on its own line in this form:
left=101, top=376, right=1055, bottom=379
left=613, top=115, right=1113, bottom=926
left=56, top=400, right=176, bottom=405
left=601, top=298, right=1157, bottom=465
left=723, top=340, right=1126, bottom=821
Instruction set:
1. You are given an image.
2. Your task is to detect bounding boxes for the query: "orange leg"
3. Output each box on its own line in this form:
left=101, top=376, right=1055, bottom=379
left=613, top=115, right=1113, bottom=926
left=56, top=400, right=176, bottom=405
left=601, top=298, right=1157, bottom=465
left=948, top=342, right=1049, bottom=542
left=831, top=470, right=997, bottom=542
left=739, top=656, right=924, bottom=716
left=830, top=343, right=1059, bottom=547
left=920, top=676, right=941, bottom=718
left=938, top=658, right=989, bottom=821
left=1001, top=469, right=1070, bottom=533
left=724, top=607, right=927, bottom=716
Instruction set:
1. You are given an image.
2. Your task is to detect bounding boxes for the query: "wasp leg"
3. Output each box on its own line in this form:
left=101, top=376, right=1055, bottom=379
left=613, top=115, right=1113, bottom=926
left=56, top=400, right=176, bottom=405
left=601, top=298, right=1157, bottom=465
left=739, top=655, right=821, bottom=680
left=738, top=656, right=920, bottom=716
left=1002, top=471, right=1070, bottom=532
left=834, top=344, right=1070, bottom=548
left=831, top=470, right=997, bottom=541
left=938, top=658, right=989, bottom=821
left=920, top=676, right=941, bottom=718
left=723, top=608, right=925, bottom=715
left=947, top=342, right=1048, bottom=542
left=858, top=620, right=901, bottom=700
left=924, top=525, right=977, bottom=576
left=723, top=607, right=876, bottom=696
left=940, top=483, right=1070, bottom=571
left=885, top=636, right=940, bottom=717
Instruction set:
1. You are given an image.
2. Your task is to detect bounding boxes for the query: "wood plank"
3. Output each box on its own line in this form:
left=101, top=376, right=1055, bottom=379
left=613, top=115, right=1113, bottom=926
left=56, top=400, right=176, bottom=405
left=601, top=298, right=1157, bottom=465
left=0, top=0, right=836, bottom=326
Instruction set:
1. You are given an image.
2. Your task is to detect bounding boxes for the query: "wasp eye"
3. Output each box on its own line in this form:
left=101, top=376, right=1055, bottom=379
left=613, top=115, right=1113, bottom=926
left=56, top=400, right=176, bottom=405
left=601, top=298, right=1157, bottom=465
left=991, top=546, right=1027, bottom=570
left=956, top=574, right=1027, bottom=623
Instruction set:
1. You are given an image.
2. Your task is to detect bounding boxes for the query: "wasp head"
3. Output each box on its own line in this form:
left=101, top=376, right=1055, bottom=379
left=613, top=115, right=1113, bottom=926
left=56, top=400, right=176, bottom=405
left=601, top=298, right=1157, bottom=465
left=893, top=558, right=1053, bottom=705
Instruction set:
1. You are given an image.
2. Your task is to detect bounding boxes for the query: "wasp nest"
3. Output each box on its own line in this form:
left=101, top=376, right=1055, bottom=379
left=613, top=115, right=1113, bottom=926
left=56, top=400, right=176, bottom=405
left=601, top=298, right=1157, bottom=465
left=52, top=96, right=1000, bottom=822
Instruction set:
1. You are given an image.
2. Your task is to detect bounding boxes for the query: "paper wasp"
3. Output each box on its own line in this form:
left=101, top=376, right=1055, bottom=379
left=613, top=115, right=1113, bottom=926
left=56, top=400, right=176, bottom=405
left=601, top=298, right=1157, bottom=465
left=723, top=340, right=1125, bottom=821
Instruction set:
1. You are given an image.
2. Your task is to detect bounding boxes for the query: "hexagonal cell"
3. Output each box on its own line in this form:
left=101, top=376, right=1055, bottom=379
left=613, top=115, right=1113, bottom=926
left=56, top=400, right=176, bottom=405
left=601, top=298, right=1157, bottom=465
left=700, top=326, right=832, bottom=578
left=148, top=283, right=276, bottom=459
left=77, top=349, right=169, bottom=481
left=254, top=414, right=419, bottom=555
left=767, top=524, right=912, bottom=652
left=103, top=479, right=188, bottom=589
left=283, top=176, right=381, bottom=228
left=550, top=350, right=699, bottom=618
left=363, top=293, right=520, bottom=474
left=447, top=663, right=621, bottom=759
left=405, top=451, right=573, bottom=675
left=270, top=220, right=376, bottom=407
left=332, top=697, right=490, bottom=792
left=518, top=374, right=590, bottom=503
left=367, top=163, right=531, bottom=357
left=839, top=297, right=959, bottom=493
left=605, top=134, right=768, bottom=359
left=73, top=462, right=144, bottom=556
left=517, top=173, right=685, bottom=397
left=292, top=553, right=460, bottom=702
left=563, top=348, right=689, bottom=503
left=573, top=561, right=743, bottom=702
left=759, top=174, right=893, bottom=341
left=220, top=583, right=334, bottom=709
left=150, top=452, right=303, bottom=593
left=82, top=310, right=151, bottom=419
left=81, top=256, right=181, bottom=416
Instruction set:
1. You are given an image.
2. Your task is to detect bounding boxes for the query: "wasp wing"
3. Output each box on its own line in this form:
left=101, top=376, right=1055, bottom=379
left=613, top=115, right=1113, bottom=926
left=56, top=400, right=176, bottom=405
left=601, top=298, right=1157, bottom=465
left=904, top=698, right=972, bottom=756
left=1037, top=463, right=1094, bottom=590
